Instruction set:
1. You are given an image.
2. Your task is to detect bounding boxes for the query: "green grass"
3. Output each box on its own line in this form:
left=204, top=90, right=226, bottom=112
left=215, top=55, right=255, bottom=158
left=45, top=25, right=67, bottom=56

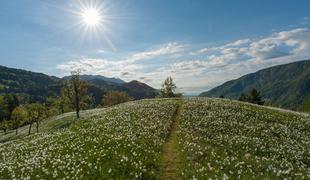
left=0, top=108, right=104, bottom=143
left=178, top=98, right=310, bottom=179
left=0, top=99, right=179, bottom=179
left=0, top=98, right=309, bottom=179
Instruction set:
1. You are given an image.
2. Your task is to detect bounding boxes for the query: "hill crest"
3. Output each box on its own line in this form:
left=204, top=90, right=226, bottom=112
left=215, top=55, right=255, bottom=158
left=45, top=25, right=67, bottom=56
left=199, top=60, right=310, bottom=110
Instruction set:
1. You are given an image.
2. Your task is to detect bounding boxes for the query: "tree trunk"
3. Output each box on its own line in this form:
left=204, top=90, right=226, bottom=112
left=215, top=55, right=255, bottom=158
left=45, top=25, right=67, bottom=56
left=36, top=121, right=39, bottom=133
left=28, top=123, right=32, bottom=135
left=75, top=87, right=80, bottom=119
left=76, top=108, right=80, bottom=119
left=61, top=104, right=64, bottom=114
left=15, top=127, right=18, bottom=135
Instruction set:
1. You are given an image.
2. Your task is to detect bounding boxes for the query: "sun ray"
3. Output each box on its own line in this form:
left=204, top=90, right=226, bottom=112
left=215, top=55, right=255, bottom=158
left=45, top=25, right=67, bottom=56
left=41, top=0, right=117, bottom=50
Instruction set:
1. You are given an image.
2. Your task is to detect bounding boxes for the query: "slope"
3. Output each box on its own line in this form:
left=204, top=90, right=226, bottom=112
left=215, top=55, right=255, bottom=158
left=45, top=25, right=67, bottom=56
left=0, top=65, right=60, bottom=102
left=0, top=65, right=159, bottom=104
left=199, top=60, right=310, bottom=110
left=0, top=98, right=309, bottom=179
left=0, top=99, right=179, bottom=179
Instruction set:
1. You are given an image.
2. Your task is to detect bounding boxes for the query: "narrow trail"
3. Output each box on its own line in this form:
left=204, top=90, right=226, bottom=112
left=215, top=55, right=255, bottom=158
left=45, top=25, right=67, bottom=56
left=161, top=101, right=182, bottom=180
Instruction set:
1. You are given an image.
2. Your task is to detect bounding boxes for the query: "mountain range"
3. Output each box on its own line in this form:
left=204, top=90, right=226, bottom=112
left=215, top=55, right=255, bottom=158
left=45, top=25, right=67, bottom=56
left=199, top=60, right=310, bottom=110
left=2, top=59, right=310, bottom=110
left=0, top=65, right=158, bottom=105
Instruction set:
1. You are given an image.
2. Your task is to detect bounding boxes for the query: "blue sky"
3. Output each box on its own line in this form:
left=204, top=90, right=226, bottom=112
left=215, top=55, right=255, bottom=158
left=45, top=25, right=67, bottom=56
left=0, top=0, right=310, bottom=94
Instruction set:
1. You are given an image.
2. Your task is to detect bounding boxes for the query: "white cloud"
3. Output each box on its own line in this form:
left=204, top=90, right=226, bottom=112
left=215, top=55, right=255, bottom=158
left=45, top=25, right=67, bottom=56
left=57, top=28, right=310, bottom=95
left=57, top=42, right=184, bottom=77
left=165, top=28, right=310, bottom=93
left=123, top=42, right=185, bottom=63
left=96, top=49, right=106, bottom=53
left=190, top=38, right=251, bottom=55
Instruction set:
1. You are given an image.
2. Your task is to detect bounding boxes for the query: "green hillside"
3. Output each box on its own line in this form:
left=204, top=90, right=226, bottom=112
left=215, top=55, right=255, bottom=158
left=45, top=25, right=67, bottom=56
left=199, top=60, right=310, bottom=110
left=0, top=65, right=60, bottom=102
left=0, top=98, right=309, bottom=179
left=0, top=65, right=158, bottom=104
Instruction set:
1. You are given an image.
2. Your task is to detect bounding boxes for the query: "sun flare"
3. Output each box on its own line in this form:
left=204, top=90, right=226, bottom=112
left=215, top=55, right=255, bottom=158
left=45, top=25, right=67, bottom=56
left=75, top=1, right=116, bottom=50
left=81, top=8, right=101, bottom=26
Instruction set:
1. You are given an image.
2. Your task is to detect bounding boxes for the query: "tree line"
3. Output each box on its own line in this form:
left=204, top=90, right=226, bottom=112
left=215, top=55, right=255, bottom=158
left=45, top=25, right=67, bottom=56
left=0, top=70, right=134, bottom=135
left=0, top=74, right=182, bottom=136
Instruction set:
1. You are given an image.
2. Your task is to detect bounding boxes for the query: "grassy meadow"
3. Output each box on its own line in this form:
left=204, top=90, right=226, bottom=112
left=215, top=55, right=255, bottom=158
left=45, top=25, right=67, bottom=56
left=0, top=98, right=309, bottom=179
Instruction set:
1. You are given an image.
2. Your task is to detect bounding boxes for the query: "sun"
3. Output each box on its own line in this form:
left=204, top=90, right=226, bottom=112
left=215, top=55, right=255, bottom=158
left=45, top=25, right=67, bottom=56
left=81, top=8, right=101, bottom=26
left=74, top=1, right=116, bottom=50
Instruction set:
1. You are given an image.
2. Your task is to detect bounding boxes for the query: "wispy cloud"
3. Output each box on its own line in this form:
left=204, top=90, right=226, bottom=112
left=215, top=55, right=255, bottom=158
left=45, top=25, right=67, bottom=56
left=123, top=42, right=184, bottom=63
left=190, top=38, right=251, bottom=55
left=57, top=42, right=184, bottom=77
left=57, top=28, right=310, bottom=94
left=164, top=28, right=310, bottom=93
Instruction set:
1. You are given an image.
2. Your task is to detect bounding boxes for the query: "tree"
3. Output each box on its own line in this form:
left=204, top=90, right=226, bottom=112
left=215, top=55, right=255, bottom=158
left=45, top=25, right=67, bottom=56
left=11, top=107, right=27, bottom=135
left=3, top=94, right=19, bottom=120
left=239, top=93, right=248, bottom=102
left=102, top=91, right=133, bottom=107
left=159, top=77, right=182, bottom=98
left=35, top=104, right=47, bottom=133
left=0, top=94, right=19, bottom=121
left=64, top=70, right=88, bottom=119
left=0, top=96, right=9, bottom=121
left=26, top=103, right=48, bottom=134
left=0, top=120, right=10, bottom=134
left=47, top=87, right=71, bottom=115
left=303, top=96, right=310, bottom=113
left=238, top=88, right=264, bottom=105
left=249, top=88, right=264, bottom=105
left=80, top=95, right=95, bottom=110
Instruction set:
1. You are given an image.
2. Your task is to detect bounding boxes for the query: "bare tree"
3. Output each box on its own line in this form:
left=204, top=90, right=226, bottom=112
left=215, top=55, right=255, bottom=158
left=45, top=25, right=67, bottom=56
left=65, top=70, right=88, bottom=119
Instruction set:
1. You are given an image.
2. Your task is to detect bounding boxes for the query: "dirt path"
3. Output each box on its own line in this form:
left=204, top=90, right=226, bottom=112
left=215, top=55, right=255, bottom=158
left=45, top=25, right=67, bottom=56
left=161, top=102, right=182, bottom=180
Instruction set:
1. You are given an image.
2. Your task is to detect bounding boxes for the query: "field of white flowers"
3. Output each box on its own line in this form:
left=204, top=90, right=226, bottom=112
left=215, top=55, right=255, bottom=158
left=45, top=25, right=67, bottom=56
left=1, top=98, right=309, bottom=179
left=0, top=99, right=179, bottom=179
left=178, top=98, right=310, bottom=179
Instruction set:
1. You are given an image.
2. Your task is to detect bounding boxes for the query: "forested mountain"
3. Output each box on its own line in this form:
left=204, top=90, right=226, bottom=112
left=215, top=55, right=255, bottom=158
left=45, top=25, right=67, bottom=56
left=0, top=65, right=60, bottom=103
left=64, top=75, right=125, bottom=84
left=199, top=60, right=310, bottom=110
left=0, top=65, right=158, bottom=104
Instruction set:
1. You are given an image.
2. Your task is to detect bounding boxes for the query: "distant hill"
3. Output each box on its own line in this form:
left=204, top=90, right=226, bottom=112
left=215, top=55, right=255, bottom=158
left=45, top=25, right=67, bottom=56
left=0, top=65, right=60, bottom=102
left=64, top=75, right=125, bottom=84
left=0, top=65, right=158, bottom=104
left=118, top=80, right=159, bottom=99
left=199, top=60, right=310, bottom=110
left=83, top=78, right=159, bottom=100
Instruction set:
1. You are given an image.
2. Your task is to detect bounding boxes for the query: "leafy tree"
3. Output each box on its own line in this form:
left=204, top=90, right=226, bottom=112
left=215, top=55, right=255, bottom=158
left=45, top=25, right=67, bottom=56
left=0, top=97, right=9, bottom=121
left=47, top=87, right=71, bottom=115
left=238, top=88, right=264, bottom=105
left=25, top=103, right=48, bottom=134
left=159, top=77, right=182, bottom=98
left=80, top=95, right=95, bottom=109
left=0, top=120, right=10, bottom=134
left=239, top=93, right=248, bottom=102
left=249, top=88, right=264, bottom=105
left=11, top=106, right=27, bottom=135
left=0, top=94, right=19, bottom=121
left=34, top=104, right=48, bottom=133
left=303, top=96, right=310, bottom=113
left=102, top=91, right=133, bottom=107
left=64, top=70, right=88, bottom=119
left=4, top=94, right=19, bottom=119
left=219, top=95, right=225, bottom=98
